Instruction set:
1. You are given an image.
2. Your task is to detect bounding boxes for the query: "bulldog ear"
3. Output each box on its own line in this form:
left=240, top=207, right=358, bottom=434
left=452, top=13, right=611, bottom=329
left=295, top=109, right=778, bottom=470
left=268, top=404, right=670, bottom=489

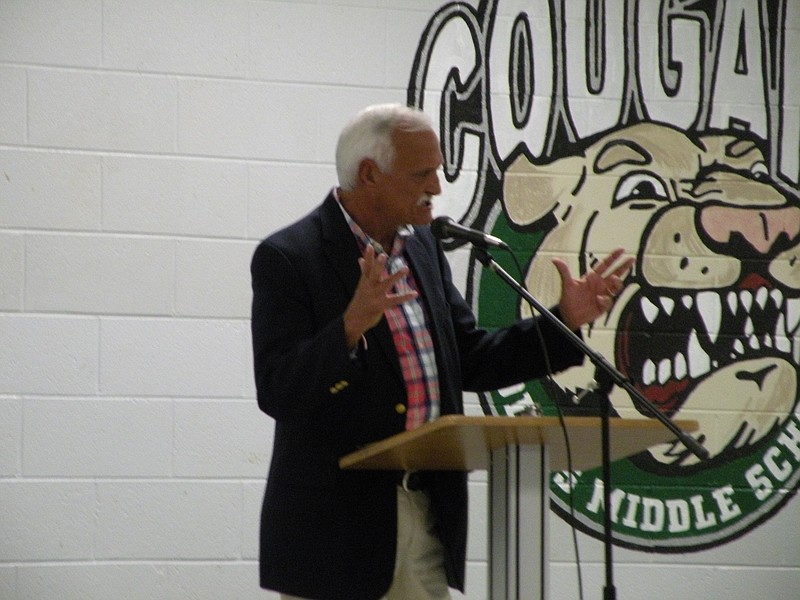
left=503, top=153, right=585, bottom=226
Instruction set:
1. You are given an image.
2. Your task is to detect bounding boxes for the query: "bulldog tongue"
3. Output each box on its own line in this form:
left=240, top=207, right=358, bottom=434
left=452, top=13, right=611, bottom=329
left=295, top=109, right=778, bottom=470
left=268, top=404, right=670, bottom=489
left=739, top=272, right=773, bottom=290
left=636, top=379, right=691, bottom=415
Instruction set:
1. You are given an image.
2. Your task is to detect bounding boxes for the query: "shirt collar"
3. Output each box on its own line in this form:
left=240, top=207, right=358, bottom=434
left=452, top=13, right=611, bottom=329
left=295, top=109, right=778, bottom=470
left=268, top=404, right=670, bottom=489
left=333, top=187, right=414, bottom=257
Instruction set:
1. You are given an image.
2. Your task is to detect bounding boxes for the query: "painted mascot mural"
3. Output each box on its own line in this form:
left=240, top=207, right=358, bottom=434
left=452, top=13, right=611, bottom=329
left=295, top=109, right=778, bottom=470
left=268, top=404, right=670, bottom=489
left=409, top=0, right=799, bottom=551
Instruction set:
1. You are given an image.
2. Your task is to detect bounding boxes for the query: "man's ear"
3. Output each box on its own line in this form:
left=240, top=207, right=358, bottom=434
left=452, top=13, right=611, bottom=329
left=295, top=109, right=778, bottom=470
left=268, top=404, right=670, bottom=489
left=503, top=154, right=584, bottom=226
left=357, top=158, right=381, bottom=187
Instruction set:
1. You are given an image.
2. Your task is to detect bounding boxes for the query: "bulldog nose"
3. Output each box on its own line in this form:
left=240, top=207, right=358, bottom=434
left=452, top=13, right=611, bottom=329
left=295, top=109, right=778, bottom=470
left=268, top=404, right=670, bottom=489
left=699, top=204, right=800, bottom=255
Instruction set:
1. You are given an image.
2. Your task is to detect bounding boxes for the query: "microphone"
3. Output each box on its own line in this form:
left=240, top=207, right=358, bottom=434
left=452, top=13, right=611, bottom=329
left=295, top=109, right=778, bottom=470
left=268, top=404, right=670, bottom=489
left=430, top=216, right=510, bottom=250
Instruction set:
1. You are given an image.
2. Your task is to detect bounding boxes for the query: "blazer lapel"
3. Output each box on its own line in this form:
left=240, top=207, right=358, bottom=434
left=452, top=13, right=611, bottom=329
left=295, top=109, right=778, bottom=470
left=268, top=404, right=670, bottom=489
left=319, top=194, right=361, bottom=295
left=404, top=233, right=447, bottom=335
left=318, top=194, right=403, bottom=382
left=404, top=233, right=462, bottom=415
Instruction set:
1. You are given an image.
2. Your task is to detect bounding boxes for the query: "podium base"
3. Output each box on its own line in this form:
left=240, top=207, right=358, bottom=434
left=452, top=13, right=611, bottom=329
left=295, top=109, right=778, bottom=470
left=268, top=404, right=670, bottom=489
left=490, top=444, right=549, bottom=600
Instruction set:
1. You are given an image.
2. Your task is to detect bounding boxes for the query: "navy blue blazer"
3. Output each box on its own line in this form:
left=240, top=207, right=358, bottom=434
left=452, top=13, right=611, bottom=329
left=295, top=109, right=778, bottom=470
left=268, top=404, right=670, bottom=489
left=250, top=192, right=583, bottom=599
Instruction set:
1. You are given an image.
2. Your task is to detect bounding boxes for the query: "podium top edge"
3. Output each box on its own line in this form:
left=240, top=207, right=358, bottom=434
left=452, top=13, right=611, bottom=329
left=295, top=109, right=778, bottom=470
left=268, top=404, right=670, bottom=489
left=339, top=415, right=698, bottom=470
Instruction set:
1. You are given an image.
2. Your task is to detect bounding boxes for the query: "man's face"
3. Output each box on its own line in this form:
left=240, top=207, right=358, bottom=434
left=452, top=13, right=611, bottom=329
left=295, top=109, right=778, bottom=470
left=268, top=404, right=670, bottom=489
left=375, top=127, right=443, bottom=227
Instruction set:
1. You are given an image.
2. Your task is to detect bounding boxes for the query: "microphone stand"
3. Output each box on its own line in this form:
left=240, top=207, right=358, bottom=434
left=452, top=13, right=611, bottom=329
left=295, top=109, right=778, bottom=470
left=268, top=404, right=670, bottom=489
left=472, top=247, right=708, bottom=600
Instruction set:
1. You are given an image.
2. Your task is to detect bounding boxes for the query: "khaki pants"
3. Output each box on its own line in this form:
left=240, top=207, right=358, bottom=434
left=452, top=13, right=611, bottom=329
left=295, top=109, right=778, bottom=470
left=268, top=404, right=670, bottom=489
left=281, top=486, right=452, bottom=600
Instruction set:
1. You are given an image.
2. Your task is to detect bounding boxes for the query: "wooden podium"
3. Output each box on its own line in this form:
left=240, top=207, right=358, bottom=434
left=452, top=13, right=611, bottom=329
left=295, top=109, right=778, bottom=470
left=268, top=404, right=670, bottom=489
left=340, top=414, right=697, bottom=600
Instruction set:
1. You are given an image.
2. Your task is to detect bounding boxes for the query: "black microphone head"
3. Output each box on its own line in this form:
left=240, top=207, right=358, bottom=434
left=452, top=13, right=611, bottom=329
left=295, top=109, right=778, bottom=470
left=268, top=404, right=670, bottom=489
left=430, top=216, right=454, bottom=240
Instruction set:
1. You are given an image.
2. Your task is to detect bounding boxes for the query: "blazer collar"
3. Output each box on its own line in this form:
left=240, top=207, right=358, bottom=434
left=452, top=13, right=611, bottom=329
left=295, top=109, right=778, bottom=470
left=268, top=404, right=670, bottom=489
left=319, top=192, right=361, bottom=289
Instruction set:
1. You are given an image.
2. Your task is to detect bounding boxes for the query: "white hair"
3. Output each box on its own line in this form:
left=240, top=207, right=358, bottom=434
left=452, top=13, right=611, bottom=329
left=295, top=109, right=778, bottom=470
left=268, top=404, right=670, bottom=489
left=335, top=103, right=434, bottom=192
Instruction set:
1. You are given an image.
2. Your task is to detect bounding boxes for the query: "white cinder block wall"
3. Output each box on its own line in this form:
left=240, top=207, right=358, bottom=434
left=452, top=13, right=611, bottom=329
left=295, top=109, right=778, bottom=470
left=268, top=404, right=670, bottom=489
left=1, top=2, right=798, bottom=600
left=0, top=2, right=481, bottom=598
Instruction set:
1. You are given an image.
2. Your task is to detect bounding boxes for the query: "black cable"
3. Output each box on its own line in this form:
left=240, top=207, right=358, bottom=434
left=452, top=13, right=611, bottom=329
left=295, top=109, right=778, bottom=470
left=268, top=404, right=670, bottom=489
left=504, top=247, right=585, bottom=600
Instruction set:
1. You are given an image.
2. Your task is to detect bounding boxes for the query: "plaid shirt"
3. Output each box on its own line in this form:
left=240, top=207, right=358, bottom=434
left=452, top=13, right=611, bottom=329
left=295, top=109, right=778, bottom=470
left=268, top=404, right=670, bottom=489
left=336, top=195, right=440, bottom=430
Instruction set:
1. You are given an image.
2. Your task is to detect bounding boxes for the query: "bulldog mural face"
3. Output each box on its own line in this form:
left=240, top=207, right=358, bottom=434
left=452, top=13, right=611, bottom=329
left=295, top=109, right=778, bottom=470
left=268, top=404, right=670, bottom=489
left=503, top=122, right=800, bottom=465
left=407, top=0, right=799, bottom=552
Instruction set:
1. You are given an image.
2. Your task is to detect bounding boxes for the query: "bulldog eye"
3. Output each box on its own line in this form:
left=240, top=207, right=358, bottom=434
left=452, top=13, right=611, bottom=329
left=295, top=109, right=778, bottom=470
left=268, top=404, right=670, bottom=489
left=750, top=161, right=769, bottom=181
left=612, top=172, right=670, bottom=207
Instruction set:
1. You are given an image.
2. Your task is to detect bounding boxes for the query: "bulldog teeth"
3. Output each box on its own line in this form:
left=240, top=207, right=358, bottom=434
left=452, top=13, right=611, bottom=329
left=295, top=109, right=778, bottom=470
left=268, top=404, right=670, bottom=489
left=639, top=286, right=798, bottom=345
left=658, top=358, right=672, bottom=384
left=635, top=286, right=799, bottom=391
left=688, top=329, right=711, bottom=377
left=697, top=291, right=721, bottom=344
left=775, top=331, right=791, bottom=354
left=674, top=352, right=688, bottom=379
left=727, top=291, right=738, bottom=315
left=770, top=288, right=784, bottom=309
left=740, top=289, right=754, bottom=312
left=755, top=287, right=769, bottom=309
left=787, top=298, right=800, bottom=333
left=643, top=359, right=656, bottom=385
left=640, top=352, right=688, bottom=386
left=639, top=294, right=686, bottom=323
left=775, top=312, right=785, bottom=337
left=774, top=313, right=791, bottom=353
left=744, top=316, right=754, bottom=336
left=748, top=334, right=760, bottom=350
left=641, top=297, right=659, bottom=324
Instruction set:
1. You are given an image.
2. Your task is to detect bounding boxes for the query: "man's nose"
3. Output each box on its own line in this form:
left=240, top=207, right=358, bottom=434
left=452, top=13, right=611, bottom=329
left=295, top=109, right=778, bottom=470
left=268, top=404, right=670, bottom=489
left=429, top=171, right=442, bottom=196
